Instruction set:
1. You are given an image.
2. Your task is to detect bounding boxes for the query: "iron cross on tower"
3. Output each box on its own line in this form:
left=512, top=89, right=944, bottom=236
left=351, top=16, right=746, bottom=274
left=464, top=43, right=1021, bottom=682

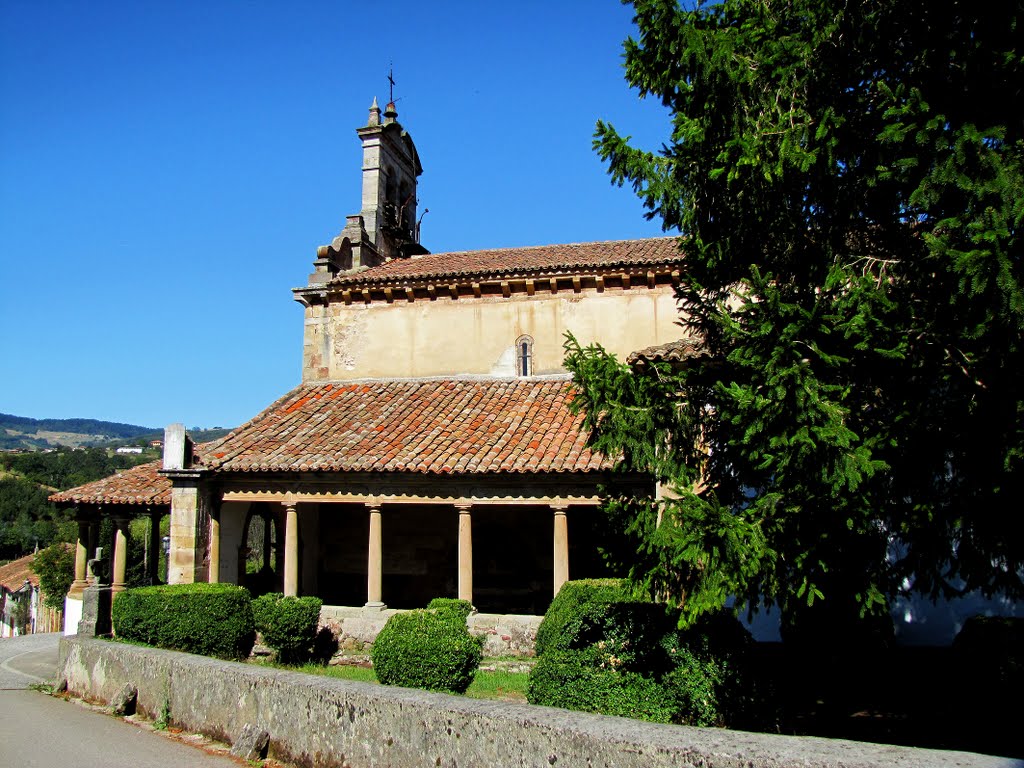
left=388, top=67, right=395, bottom=104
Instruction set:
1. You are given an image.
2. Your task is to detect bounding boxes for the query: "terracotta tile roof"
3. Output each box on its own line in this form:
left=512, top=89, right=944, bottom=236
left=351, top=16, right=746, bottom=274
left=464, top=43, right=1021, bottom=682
left=49, top=459, right=172, bottom=506
left=331, top=237, right=684, bottom=286
left=627, top=338, right=707, bottom=366
left=204, top=378, right=610, bottom=475
left=0, top=553, right=40, bottom=591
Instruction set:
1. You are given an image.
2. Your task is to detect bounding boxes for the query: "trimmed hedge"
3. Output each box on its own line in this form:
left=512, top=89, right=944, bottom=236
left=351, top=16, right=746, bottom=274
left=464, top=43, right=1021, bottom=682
left=112, top=583, right=255, bottom=660
left=528, top=648, right=676, bottom=723
left=426, top=598, right=474, bottom=620
left=371, top=607, right=483, bottom=694
left=252, top=592, right=324, bottom=664
left=528, top=579, right=754, bottom=727
left=534, top=578, right=637, bottom=656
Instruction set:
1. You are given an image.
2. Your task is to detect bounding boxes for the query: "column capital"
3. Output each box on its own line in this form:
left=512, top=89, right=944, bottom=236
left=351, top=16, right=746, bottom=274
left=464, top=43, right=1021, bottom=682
left=454, top=502, right=473, bottom=514
left=551, top=502, right=570, bottom=514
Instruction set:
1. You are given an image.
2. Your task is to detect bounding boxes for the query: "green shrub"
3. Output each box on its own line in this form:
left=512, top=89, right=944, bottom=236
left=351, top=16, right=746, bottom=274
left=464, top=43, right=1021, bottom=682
left=534, top=578, right=636, bottom=656
left=530, top=579, right=754, bottom=727
left=251, top=591, right=283, bottom=633
left=372, top=608, right=483, bottom=694
left=112, top=583, right=255, bottom=660
left=30, top=542, right=74, bottom=611
left=253, top=593, right=323, bottom=665
left=528, top=648, right=675, bottom=723
left=426, top=597, right=474, bottom=620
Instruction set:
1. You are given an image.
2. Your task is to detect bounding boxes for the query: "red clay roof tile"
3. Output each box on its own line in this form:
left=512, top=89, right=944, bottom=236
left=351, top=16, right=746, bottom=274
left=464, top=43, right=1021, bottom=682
left=331, top=237, right=683, bottom=286
left=204, top=378, right=609, bottom=475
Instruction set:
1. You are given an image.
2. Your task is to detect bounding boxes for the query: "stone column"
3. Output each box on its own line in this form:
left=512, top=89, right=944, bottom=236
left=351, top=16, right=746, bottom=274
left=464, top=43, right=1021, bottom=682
left=208, top=506, right=221, bottom=584
left=69, top=518, right=91, bottom=598
left=456, top=503, right=473, bottom=604
left=283, top=503, right=299, bottom=597
left=553, top=504, right=570, bottom=597
left=111, top=516, right=130, bottom=595
left=148, top=509, right=162, bottom=584
left=365, top=504, right=385, bottom=608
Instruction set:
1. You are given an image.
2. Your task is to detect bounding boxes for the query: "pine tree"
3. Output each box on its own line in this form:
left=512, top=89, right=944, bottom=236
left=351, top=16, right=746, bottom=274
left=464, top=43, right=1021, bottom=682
left=568, top=0, right=1023, bottom=633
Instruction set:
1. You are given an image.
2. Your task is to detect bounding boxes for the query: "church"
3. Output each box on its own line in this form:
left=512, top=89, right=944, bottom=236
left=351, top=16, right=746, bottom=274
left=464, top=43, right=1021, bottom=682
left=52, top=99, right=688, bottom=636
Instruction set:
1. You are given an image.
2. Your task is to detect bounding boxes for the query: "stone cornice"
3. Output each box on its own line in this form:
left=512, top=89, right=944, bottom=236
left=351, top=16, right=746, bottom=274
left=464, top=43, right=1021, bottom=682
left=293, top=264, right=681, bottom=308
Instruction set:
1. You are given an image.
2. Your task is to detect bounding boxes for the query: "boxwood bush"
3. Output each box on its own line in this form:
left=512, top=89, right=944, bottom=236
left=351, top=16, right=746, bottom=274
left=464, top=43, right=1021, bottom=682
left=534, top=578, right=638, bottom=656
left=426, top=597, right=474, bottom=620
left=371, top=606, right=483, bottom=694
left=528, top=579, right=754, bottom=727
left=528, top=647, right=676, bottom=722
left=112, top=583, right=255, bottom=660
left=252, top=592, right=324, bottom=664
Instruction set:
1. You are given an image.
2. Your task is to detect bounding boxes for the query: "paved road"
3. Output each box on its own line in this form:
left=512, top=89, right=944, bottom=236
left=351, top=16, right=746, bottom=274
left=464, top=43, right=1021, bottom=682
left=0, top=634, right=243, bottom=767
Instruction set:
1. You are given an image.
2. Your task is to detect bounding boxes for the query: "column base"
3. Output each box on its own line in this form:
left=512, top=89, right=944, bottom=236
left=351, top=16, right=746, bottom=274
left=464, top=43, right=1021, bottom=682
left=363, top=601, right=388, bottom=611
left=63, top=595, right=83, bottom=636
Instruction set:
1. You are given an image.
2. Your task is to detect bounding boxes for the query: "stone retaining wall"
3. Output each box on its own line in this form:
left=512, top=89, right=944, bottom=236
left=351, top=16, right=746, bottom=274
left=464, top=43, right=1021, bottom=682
left=320, top=606, right=540, bottom=658
left=58, top=636, right=1015, bottom=768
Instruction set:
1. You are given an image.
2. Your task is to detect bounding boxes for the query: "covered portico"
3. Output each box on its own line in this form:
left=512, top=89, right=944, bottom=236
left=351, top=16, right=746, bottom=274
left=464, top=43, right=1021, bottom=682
left=194, top=471, right=613, bottom=615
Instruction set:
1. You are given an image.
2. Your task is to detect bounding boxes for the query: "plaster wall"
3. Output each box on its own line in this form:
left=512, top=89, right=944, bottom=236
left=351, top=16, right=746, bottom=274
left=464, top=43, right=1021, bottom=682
left=303, top=286, right=681, bottom=381
left=59, top=637, right=1007, bottom=768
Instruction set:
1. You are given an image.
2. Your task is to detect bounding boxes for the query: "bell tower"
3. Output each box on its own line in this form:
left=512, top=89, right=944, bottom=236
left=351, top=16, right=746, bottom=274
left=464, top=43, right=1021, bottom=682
left=307, top=97, right=427, bottom=286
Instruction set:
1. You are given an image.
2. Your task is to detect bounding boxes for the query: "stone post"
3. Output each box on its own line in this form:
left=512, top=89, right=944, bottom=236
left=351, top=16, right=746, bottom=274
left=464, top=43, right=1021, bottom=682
left=365, top=504, right=385, bottom=608
left=283, top=503, right=298, bottom=597
left=167, top=480, right=211, bottom=584
left=553, top=504, right=570, bottom=597
left=111, top=516, right=130, bottom=595
left=456, top=503, right=473, bottom=604
left=163, top=423, right=210, bottom=585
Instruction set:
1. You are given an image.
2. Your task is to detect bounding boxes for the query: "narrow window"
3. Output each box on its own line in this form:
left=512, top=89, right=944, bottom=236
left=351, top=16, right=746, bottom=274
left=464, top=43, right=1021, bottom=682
left=516, top=335, right=534, bottom=377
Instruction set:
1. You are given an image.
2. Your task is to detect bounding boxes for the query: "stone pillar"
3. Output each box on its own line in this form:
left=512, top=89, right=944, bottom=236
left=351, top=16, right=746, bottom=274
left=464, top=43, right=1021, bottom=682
left=283, top=503, right=299, bottom=597
left=456, top=503, right=473, bottom=604
left=148, top=510, right=162, bottom=584
left=365, top=504, right=385, bottom=608
left=208, top=506, right=221, bottom=584
left=69, top=518, right=90, bottom=598
left=111, top=516, right=130, bottom=595
left=553, top=504, right=570, bottom=597
left=167, top=479, right=211, bottom=584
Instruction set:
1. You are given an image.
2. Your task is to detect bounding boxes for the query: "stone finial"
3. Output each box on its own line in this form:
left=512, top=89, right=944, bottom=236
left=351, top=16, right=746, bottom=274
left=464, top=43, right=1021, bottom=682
left=162, top=423, right=193, bottom=470
left=367, top=96, right=381, bottom=127
left=383, top=101, right=398, bottom=125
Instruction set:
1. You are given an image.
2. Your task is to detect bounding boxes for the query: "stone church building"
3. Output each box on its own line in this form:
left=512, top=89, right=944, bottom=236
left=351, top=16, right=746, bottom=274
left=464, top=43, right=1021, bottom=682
left=52, top=100, right=687, bottom=636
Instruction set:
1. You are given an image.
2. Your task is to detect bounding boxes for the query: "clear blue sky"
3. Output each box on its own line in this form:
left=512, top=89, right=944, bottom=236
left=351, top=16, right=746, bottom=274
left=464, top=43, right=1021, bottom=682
left=1, top=1, right=671, bottom=430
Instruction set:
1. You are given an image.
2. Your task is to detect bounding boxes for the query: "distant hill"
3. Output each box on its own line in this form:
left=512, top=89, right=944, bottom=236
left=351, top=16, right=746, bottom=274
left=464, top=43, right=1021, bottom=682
left=0, top=413, right=158, bottom=450
left=0, top=413, right=232, bottom=451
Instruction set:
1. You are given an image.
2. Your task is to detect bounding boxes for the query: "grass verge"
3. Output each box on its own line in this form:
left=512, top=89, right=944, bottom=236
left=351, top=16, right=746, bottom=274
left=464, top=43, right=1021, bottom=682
left=293, top=663, right=529, bottom=702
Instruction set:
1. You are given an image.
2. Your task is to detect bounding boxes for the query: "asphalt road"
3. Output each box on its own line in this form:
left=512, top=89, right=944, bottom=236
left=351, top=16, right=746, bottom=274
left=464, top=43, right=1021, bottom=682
left=0, top=633, right=244, bottom=767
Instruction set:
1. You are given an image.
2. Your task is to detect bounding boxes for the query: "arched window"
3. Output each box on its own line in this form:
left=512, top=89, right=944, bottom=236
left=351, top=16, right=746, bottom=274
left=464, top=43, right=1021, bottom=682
left=516, top=335, right=534, bottom=377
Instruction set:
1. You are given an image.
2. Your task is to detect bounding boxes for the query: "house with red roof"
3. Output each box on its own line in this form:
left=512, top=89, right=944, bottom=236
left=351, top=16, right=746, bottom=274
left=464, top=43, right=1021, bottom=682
left=0, top=550, right=66, bottom=636
left=51, top=101, right=688, bottom=641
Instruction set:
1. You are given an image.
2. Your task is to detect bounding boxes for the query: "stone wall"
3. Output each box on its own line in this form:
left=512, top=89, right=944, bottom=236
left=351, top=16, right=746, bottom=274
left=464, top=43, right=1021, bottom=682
left=320, top=606, right=541, bottom=658
left=59, top=636, right=1010, bottom=768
